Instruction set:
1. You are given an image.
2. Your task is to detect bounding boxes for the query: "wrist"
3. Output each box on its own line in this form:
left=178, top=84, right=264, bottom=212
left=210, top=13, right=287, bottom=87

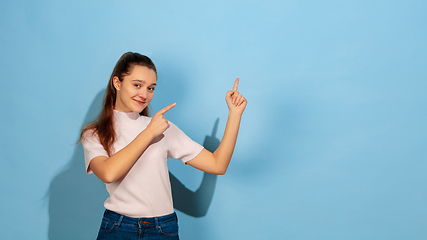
left=228, top=109, right=243, bottom=118
left=141, top=128, right=155, bottom=141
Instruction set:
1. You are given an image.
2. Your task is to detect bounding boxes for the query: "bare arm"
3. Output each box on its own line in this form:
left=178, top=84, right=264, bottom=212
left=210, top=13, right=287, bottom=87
left=187, top=78, right=247, bottom=175
left=89, top=103, right=176, bottom=183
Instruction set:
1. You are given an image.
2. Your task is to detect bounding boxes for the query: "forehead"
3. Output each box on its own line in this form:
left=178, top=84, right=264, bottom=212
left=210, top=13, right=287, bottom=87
left=124, top=65, right=157, bottom=84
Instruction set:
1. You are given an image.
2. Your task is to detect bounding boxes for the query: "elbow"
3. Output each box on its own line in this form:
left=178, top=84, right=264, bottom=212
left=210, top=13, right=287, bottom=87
left=102, top=173, right=117, bottom=184
left=212, top=168, right=227, bottom=175
left=95, top=172, right=117, bottom=184
left=102, top=178, right=115, bottom=184
left=89, top=160, right=117, bottom=184
left=211, top=161, right=229, bottom=175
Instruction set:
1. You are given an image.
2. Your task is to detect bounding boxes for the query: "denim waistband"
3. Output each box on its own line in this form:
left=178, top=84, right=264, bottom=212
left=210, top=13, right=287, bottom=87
left=103, top=209, right=177, bottom=228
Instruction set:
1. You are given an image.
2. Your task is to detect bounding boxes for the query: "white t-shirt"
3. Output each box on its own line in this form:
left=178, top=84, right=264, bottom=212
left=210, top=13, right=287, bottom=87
left=81, top=110, right=204, bottom=218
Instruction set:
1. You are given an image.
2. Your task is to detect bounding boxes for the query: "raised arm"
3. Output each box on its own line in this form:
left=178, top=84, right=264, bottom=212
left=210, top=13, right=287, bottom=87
left=89, top=103, right=176, bottom=183
left=187, top=78, right=247, bottom=175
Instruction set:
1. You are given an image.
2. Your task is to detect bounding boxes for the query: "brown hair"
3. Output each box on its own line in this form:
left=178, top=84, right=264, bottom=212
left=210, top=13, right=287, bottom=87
left=80, top=52, right=157, bottom=156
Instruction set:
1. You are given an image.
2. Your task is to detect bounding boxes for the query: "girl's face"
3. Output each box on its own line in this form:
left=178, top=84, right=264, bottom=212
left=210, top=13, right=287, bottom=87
left=113, top=65, right=157, bottom=113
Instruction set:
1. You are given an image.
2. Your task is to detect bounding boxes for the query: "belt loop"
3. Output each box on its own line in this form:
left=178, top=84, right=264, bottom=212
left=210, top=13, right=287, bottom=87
left=117, top=215, right=124, bottom=227
left=154, top=217, right=160, bottom=230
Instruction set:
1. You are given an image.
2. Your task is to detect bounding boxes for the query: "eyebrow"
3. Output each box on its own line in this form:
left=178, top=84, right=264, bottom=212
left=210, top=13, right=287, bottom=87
left=131, top=79, right=156, bottom=85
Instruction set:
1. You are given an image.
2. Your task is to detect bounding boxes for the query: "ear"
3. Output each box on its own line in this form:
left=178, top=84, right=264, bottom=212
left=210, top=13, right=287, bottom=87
left=113, top=76, right=121, bottom=91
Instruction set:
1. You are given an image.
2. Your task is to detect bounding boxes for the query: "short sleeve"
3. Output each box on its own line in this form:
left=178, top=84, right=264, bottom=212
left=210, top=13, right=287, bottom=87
left=81, top=130, right=109, bottom=174
left=166, top=122, right=204, bottom=164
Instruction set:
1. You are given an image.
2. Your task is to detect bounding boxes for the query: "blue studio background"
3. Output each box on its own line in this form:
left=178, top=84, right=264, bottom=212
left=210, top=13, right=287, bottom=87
left=1, top=0, right=426, bottom=239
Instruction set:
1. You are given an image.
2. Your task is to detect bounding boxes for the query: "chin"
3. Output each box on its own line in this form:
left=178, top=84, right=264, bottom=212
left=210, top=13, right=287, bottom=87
left=130, top=103, right=145, bottom=113
left=134, top=106, right=147, bottom=113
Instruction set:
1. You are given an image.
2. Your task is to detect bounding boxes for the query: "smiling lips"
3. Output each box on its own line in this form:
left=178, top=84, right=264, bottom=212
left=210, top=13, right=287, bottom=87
left=133, top=99, right=146, bottom=105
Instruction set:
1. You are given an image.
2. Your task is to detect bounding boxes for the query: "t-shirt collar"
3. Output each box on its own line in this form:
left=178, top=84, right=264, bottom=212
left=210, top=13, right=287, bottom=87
left=113, top=109, right=140, bottom=122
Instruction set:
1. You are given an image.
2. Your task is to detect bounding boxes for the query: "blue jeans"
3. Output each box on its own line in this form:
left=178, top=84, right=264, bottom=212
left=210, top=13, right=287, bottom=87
left=96, top=209, right=180, bottom=240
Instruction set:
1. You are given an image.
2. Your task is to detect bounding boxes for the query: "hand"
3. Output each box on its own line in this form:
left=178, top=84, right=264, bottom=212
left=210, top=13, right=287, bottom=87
left=145, top=103, right=176, bottom=138
left=226, top=78, right=247, bottom=115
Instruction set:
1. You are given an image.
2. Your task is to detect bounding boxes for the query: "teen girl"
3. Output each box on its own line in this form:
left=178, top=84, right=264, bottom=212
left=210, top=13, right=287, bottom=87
left=81, top=52, right=246, bottom=240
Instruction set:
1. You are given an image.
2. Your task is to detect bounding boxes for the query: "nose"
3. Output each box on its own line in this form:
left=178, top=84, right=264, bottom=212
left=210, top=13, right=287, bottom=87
left=138, top=89, right=147, bottom=99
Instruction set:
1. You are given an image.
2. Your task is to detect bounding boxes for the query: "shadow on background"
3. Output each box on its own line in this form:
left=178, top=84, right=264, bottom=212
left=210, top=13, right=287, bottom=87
left=170, top=119, right=219, bottom=217
left=47, top=90, right=107, bottom=240
left=47, top=90, right=219, bottom=239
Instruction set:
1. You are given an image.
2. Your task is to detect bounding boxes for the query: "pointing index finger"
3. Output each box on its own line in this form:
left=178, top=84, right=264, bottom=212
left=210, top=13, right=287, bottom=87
left=157, top=103, right=176, bottom=116
left=232, top=78, right=239, bottom=91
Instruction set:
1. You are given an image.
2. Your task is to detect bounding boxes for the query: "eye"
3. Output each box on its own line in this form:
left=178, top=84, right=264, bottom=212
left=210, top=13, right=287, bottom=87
left=148, top=87, right=155, bottom=91
left=134, top=84, right=141, bottom=88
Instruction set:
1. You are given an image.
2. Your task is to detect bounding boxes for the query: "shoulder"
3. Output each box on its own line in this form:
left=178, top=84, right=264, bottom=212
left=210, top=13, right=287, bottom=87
left=164, top=121, right=186, bottom=138
left=165, top=120, right=179, bottom=132
left=81, top=128, right=99, bottom=143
